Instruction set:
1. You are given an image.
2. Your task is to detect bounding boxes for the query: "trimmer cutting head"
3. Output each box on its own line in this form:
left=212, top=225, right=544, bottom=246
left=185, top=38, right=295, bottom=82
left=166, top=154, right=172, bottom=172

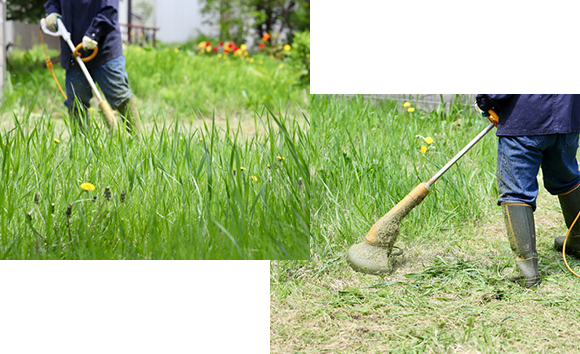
left=347, top=183, right=429, bottom=275
left=346, top=241, right=393, bottom=275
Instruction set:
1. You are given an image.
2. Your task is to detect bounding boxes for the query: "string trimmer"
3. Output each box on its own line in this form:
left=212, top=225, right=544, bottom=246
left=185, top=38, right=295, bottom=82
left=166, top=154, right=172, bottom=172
left=346, top=109, right=499, bottom=274
left=40, top=17, right=118, bottom=134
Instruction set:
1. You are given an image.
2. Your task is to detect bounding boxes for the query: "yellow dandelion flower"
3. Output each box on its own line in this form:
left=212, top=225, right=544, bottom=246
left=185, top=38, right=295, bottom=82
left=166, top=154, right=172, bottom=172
left=259, top=60, right=263, bottom=65
left=283, top=44, right=291, bottom=51
left=250, top=58, right=254, bottom=63
left=80, top=182, right=95, bottom=191
left=408, top=107, right=415, bottom=113
left=250, top=175, right=258, bottom=182
left=278, top=64, right=283, bottom=69
left=420, top=146, right=427, bottom=154
left=403, top=102, right=411, bottom=107
left=276, top=156, right=285, bottom=161
left=425, top=137, right=434, bottom=144
left=54, top=138, right=60, bottom=143
left=174, top=48, right=179, bottom=53
left=267, top=164, right=271, bottom=169
left=218, top=53, right=222, bottom=58
left=2, top=142, right=6, bottom=146
left=240, top=167, right=246, bottom=171
left=240, top=44, right=247, bottom=51
left=199, top=138, right=204, bottom=142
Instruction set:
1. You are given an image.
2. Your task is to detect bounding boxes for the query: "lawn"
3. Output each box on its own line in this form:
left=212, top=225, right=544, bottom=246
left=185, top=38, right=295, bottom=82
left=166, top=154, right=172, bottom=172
left=271, top=95, right=580, bottom=353
left=0, top=44, right=310, bottom=260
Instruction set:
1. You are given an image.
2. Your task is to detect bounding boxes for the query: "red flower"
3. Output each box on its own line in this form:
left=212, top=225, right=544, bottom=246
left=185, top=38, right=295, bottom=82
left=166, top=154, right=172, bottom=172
left=213, top=46, right=218, bottom=52
left=258, top=43, right=265, bottom=49
left=219, top=41, right=223, bottom=46
left=233, top=46, right=239, bottom=51
left=262, top=33, right=270, bottom=41
left=206, top=41, right=211, bottom=47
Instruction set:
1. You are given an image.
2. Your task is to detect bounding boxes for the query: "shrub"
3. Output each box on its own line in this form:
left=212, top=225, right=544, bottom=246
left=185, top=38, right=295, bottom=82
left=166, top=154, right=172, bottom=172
left=287, top=31, right=310, bottom=85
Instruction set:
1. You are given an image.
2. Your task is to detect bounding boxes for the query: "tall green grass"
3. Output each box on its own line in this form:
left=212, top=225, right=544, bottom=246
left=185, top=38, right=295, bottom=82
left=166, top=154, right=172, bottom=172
left=310, top=95, right=498, bottom=258
left=0, top=105, right=309, bottom=260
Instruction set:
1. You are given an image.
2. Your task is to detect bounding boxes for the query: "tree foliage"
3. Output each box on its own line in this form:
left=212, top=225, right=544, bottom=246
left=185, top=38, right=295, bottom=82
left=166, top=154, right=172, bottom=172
left=199, top=0, right=309, bottom=44
left=7, top=0, right=47, bottom=24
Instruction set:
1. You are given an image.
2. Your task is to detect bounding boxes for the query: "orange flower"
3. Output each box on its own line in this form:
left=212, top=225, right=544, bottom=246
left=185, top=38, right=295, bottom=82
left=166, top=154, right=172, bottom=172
left=262, top=33, right=270, bottom=41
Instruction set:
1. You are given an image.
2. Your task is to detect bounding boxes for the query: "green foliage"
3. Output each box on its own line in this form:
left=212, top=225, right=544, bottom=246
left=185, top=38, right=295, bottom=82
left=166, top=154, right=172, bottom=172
left=7, top=0, right=46, bottom=24
left=199, top=0, right=310, bottom=45
left=287, top=31, right=309, bottom=85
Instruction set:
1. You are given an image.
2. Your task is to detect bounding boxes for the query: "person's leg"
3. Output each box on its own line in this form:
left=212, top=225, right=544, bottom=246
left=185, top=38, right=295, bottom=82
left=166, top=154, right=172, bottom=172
left=497, top=135, right=548, bottom=208
left=541, top=133, right=580, bottom=256
left=502, top=202, right=540, bottom=288
left=497, top=135, right=549, bottom=287
left=91, top=56, right=142, bottom=135
left=65, top=68, right=93, bottom=130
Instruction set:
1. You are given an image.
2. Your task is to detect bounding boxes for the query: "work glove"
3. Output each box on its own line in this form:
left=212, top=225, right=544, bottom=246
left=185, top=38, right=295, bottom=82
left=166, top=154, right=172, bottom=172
left=82, top=36, right=98, bottom=51
left=45, top=13, right=61, bottom=32
left=476, top=95, right=501, bottom=114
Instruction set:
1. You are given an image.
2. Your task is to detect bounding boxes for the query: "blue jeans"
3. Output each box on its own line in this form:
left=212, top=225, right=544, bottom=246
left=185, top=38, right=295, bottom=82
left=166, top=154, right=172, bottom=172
left=497, top=134, right=580, bottom=210
left=65, top=56, right=133, bottom=111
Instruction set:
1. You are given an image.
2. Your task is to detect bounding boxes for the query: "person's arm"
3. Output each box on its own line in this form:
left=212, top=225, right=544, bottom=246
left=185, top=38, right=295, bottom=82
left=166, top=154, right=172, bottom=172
left=84, top=0, right=118, bottom=45
left=476, top=94, right=512, bottom=113
left=44, top=0, right=62, bottom=31
left=44, top=0, right=61, bottom=16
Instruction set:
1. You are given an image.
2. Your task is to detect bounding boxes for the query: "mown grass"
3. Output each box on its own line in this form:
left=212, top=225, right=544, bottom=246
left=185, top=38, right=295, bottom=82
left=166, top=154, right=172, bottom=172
left=271, top=95, right=580, bottom=353
left=0, top=44, right=310, bottom=260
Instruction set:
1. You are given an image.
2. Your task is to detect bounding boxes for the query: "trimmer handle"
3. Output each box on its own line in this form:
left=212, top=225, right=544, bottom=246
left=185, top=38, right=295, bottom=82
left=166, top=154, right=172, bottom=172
left=482, top=109, right=499, bottom=127
left=40, top=18, right=70, bottom=41
left=40, top=18, right=98, bottom=62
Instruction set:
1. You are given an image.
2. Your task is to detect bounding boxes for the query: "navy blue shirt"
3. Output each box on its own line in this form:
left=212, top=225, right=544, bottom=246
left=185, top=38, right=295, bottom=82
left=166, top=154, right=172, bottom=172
left=44, top=0, right=123, bottom=70
left=476, top=94, right=580, bottom=136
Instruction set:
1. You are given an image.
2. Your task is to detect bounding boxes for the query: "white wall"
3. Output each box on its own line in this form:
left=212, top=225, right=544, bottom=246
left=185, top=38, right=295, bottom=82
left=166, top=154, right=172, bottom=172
left=155, top=0, right=216, bottom=43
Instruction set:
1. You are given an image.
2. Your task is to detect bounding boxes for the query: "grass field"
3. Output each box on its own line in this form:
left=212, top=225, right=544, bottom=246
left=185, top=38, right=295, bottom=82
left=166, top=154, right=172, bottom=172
left=271, top=95, right=580, bottom=353
left=0, top=44, right=310, bottom=260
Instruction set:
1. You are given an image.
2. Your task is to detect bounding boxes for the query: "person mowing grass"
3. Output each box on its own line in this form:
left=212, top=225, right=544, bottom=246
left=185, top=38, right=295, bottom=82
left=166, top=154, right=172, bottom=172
left=477, top=94, right=580, bottom=288
left=44, top=0, right=142, bottom=135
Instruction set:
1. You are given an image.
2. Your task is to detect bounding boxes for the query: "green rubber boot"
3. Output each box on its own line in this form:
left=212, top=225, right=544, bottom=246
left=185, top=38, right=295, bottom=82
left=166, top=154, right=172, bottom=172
left=116, top=96, right=142, bottom=136
left=554, top=185, right=580, bottom=257
left=502, top=203, right=541, bottom=288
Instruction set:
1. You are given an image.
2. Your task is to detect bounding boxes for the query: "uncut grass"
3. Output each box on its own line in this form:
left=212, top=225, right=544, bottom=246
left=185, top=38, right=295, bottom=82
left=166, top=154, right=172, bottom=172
left=0, top=106, right=309, bottom=260
left=310, top=95, right=498, bottom=257
left=271, top=95, right=580, bottom=353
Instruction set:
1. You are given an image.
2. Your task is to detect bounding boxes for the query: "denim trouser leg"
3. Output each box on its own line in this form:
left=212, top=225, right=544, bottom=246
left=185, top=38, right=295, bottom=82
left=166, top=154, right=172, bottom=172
left=64, top=56, right=134, bottom=111
left=497, top=134, right=580, bottom=210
